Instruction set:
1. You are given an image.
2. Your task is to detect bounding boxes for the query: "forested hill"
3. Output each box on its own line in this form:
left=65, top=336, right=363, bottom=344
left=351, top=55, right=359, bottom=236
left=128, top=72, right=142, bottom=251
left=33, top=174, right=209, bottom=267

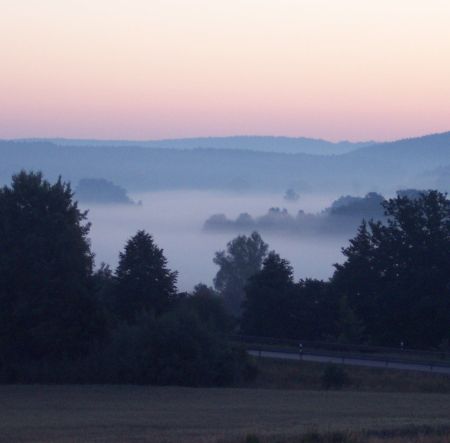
left=345, top=132, right=450, bottom=170
left=0, top=131, right=449, bottom=193
left=16, top=136, right=373, bottom=155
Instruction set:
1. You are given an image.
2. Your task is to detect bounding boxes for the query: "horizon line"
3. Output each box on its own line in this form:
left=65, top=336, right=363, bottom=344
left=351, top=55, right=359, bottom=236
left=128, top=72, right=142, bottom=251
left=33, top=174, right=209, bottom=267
left=2, top=129, right=450, bottom=146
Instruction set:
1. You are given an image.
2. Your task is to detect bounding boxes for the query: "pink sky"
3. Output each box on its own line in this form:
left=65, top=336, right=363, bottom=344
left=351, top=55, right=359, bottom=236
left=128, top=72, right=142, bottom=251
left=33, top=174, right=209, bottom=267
left=1, top=0, right=449, bottom=141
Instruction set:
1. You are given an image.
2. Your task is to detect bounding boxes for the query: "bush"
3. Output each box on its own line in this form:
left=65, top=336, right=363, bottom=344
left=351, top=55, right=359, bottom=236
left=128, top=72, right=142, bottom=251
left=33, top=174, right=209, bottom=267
left=0, top=306, right=256, bottom=386
left=99, top=307, right=256, bottom=386
left=320, top=364, right=349, bottom=390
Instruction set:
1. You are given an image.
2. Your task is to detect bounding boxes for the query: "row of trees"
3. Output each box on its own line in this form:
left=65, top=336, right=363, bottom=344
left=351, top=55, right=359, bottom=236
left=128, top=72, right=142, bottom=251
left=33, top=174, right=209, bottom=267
left=0, top=171, right=254, bottom=384
left=213, top=191, right=450, bottom=349
left=1, top=171, right=449, bottom=386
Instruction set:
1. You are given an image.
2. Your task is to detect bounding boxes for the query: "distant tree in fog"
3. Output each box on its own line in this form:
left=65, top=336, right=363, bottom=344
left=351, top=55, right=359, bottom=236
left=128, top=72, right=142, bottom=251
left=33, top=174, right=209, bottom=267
left=213, top=231, right=268, bottom=316
left=328, top=192, right=385, bottom=219
left=75, top=178, right=135, bottom=205
left=0, top=171, right=104, bottom=363
left=204, top=192, right=387, bottom=236
left=284, top=188, right=300, bottom=202
left=115, top=230, right=178, bottom=322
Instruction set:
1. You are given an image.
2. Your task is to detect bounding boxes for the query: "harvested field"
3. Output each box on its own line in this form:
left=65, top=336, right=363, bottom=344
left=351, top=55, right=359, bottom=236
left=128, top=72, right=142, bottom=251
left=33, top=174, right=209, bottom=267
left=1, top=385, right=450, bottom=442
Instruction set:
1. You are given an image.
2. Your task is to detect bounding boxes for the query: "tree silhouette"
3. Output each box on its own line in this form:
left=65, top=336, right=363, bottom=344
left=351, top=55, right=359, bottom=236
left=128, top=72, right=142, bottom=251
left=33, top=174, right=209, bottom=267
left=241, top=252, right=294, bottom=337
left=213, top=231, right=268, bottom=316
left=0, top=171, right=103, bottom=363
left=332, top=191, right=450, bottom=348
left=115, top=230, right=177, bottom=322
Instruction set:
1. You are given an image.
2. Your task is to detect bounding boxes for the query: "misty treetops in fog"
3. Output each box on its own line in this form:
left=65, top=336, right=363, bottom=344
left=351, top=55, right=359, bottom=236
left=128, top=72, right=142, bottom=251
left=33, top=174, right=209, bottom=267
left=75, top=178, right=136, bottom=205
left=213, top=231, right=268, bottom=316
left=204, top=191, right=388, bottom=235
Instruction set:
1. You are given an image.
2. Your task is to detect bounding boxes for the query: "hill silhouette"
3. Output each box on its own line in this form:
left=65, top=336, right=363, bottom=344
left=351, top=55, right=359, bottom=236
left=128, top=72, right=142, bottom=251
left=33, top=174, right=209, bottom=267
left=1, top=132, right=448, bottom=194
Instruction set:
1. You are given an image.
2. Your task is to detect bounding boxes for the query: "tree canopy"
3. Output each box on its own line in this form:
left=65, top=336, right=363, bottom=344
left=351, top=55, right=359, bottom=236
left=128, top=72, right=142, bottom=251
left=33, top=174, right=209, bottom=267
left=241, top=252, right=295, bottom=337
left=241, top=254, right=339, bottom=341
left=213, top=231, right=268, bottom=316
left=239, top=191, right=450, bottom=348
left=2, top=170, right=449, bottom=385
left=0, top=171, right=103, bottom=363
left=0, top=172, right=254, bottom=385
left=332, top=190, right=450, bottom=348
left=115, top=230, right=178, bottom=322
left=75, top=178, right=135, bottom=205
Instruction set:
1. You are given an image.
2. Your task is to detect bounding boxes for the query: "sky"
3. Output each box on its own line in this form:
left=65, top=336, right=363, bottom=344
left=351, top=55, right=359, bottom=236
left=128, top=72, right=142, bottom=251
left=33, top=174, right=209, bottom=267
left=1, top=0, right=449, bottom=141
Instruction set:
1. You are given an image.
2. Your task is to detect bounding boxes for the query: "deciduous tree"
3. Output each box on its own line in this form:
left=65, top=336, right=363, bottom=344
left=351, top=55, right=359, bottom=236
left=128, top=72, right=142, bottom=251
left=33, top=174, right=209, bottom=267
left=0, top=171, right=103, bottom=363
left=332, top=191, right=450, bottom=348
left=213, top=231, right=268, bottom=316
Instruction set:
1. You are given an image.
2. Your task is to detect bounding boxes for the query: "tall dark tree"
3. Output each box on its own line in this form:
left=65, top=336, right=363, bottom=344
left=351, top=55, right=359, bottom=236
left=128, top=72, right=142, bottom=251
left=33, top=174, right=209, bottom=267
left=213, top=231, right=268, bottom=316
left=332, top=191, right=450, bottom=348
left=241, top=255, right=339, bottom=341
left=241, top=252, right=295, bottom=337
left=332, top=221, right=383, bottom=341
left=0, top=171, right=103, bottom=364
left=115, top=230, right=177, bottom=322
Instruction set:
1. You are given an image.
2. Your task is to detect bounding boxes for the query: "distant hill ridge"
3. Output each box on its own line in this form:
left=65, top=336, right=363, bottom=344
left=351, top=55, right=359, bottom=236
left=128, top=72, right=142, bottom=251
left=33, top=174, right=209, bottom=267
left=344, top=131, right=450, bottom=172
left=348, top=131, right=450, bottom=156
left=12, top=135, right=375, bottom=155
left=1, top=131, right=449, bottom=193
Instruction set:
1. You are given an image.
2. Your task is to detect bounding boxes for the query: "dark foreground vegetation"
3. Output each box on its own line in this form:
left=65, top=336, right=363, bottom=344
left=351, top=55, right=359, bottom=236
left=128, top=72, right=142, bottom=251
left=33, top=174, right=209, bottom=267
left=0, top=170, right=449, bottom=385
left=0, top=171, right=254, bottom=385
left=215, top=190, right=450, bottom=350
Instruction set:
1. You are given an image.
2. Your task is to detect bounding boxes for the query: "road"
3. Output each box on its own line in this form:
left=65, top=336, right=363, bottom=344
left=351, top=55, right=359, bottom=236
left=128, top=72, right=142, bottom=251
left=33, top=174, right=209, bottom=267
left=248, top=349, right=450, bottom=374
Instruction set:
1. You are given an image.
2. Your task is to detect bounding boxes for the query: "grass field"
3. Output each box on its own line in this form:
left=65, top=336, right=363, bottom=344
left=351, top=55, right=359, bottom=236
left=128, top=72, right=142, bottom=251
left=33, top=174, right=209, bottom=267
left=250, top=358, right=450, bottom=392
left=1, top=385, right=450, bottom=443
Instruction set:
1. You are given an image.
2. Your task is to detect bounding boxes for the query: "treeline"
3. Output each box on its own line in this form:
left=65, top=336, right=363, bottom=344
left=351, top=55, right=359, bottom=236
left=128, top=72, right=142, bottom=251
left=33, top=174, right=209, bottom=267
left=0, top=171, right=254, bottom=385
left=1, top=171, right=449, bottom=386
left=204, top=192, right=387, bottom=235
left=204, top=190, right=427, bottom=236
left=214, top=191, right=450, bottom=350
left=75, top=178, right=136, bottom=205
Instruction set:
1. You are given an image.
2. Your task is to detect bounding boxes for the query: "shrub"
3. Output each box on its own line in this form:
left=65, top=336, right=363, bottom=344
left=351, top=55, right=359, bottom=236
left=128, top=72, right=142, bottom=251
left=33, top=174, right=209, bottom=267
left=100, top=307, right=256, bottom=386
left=321, top=364, right=349, bottom=390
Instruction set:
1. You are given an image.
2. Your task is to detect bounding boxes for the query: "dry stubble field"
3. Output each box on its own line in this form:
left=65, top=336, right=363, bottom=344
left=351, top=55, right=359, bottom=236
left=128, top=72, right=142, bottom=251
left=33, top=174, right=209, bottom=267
left=1, top=385, right=450, bottom=443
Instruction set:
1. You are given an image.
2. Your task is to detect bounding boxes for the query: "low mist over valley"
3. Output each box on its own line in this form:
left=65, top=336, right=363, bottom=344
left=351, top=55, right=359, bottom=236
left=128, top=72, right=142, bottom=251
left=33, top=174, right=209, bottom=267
left=83, top=190, right=346, bottom=291
left=3, top=132, right=448, bottom=291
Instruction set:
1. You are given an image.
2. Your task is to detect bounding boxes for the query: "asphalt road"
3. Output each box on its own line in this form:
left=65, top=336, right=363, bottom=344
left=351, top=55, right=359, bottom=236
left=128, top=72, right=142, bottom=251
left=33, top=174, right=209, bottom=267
left=248, top=349, right=450, bottom=374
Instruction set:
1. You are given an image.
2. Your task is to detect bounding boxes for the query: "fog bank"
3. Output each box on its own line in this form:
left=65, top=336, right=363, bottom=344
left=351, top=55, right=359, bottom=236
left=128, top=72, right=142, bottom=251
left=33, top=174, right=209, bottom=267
left=84, top=191, right=348, bottom=291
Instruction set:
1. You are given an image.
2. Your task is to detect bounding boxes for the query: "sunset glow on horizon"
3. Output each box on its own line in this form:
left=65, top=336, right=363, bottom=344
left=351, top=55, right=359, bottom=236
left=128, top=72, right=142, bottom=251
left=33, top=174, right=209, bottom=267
left=1, top=0, right=450, bottom=141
